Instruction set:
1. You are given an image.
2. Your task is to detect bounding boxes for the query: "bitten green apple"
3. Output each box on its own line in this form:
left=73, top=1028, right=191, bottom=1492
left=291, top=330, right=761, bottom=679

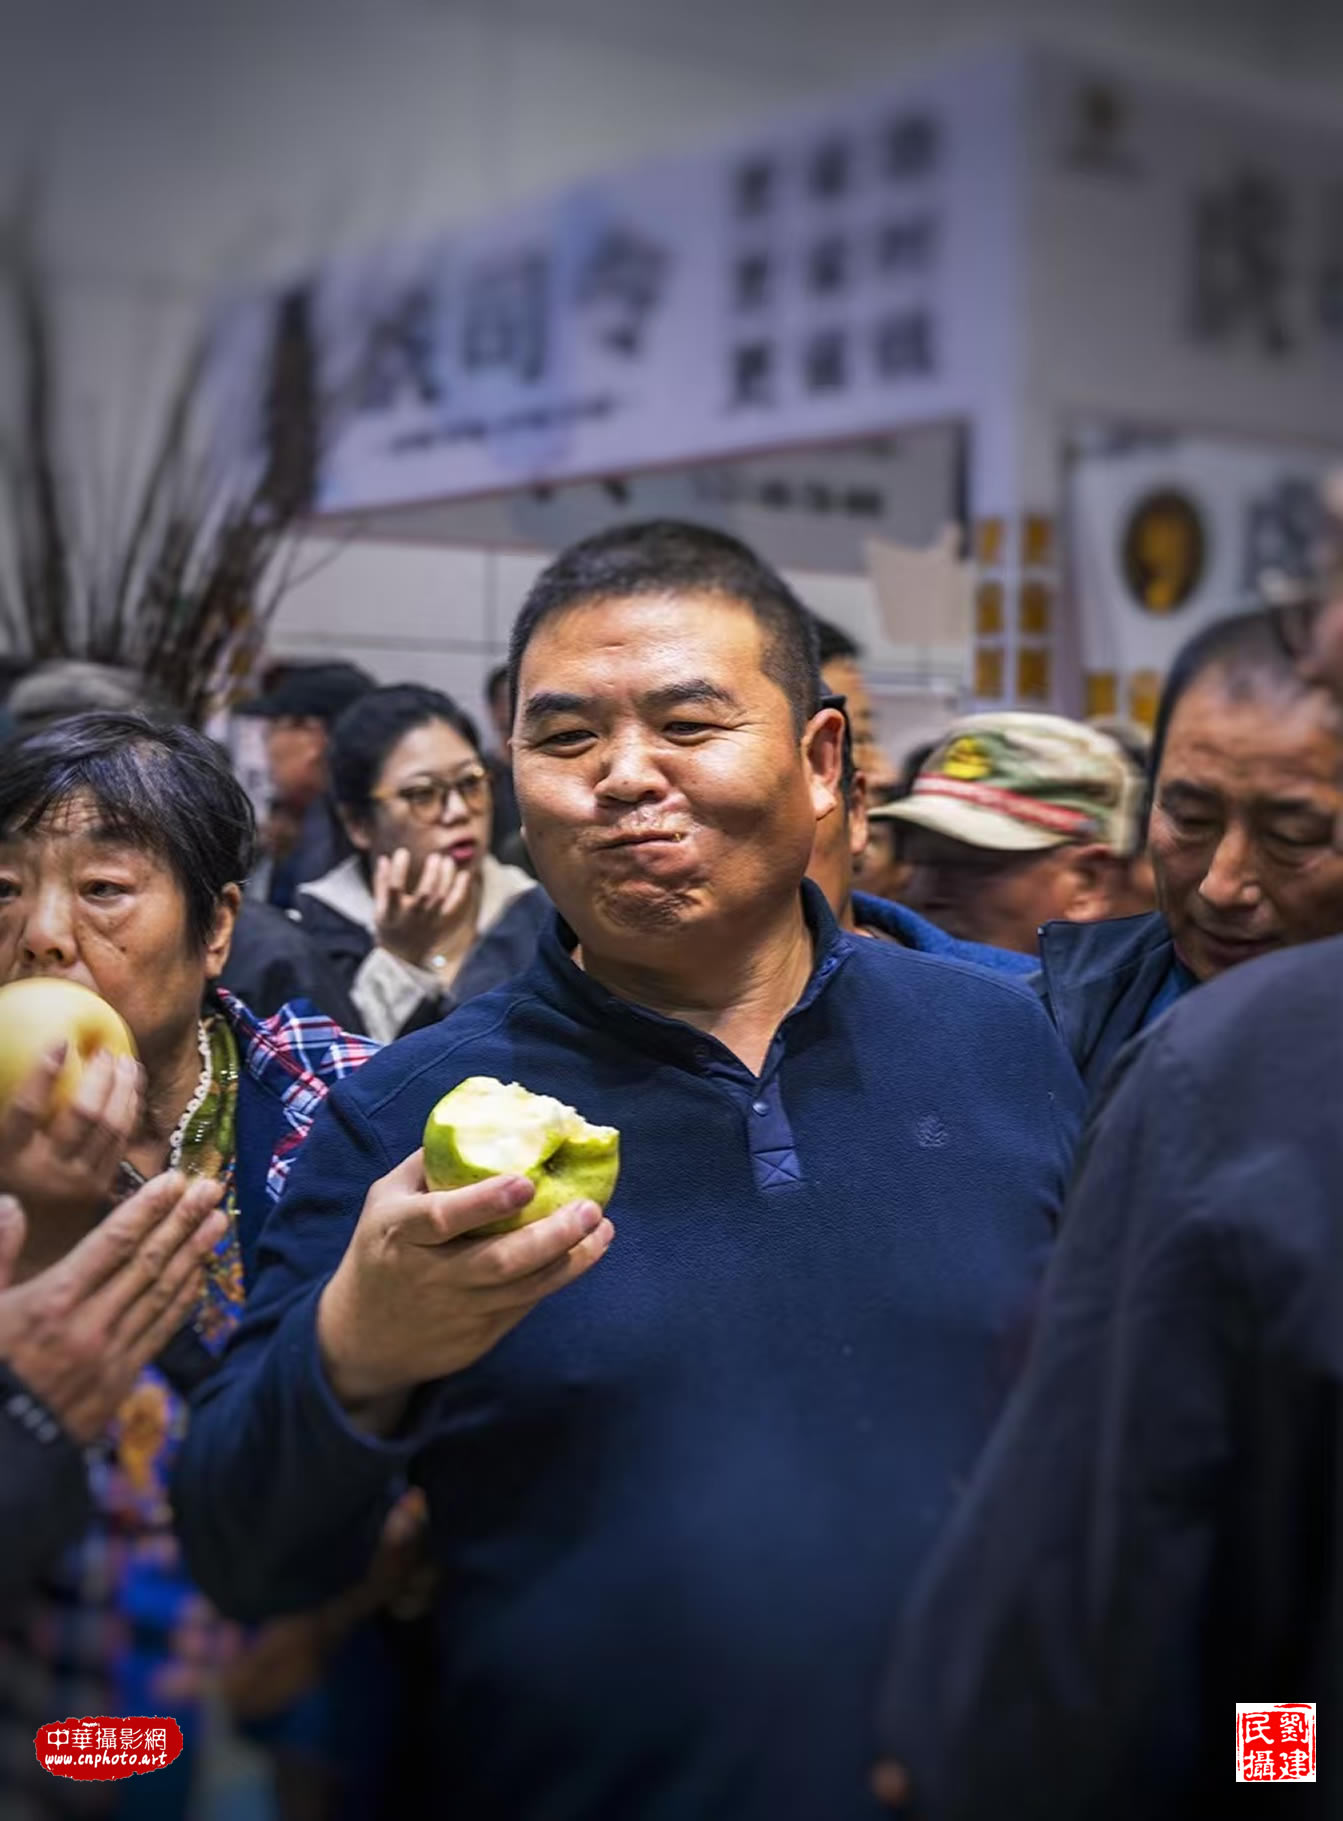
left=0, top=977, right=138, bottom=1115
left=422, top=1076, right=619, bottom=1236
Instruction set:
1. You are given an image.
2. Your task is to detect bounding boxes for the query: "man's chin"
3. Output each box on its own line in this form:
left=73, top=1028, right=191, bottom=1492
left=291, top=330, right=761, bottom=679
left=1179, top=928, right=1282, bottom=981
left=593, top=882, right=699, bottom=934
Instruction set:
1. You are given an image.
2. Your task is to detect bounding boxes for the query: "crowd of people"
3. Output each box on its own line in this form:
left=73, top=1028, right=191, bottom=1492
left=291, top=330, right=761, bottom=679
left=0, top=515, right=1340, bottom=1820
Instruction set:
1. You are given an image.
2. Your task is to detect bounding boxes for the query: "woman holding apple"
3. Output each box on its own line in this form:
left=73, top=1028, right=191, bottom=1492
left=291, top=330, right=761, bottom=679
left=0, top=709, right=381, bottom=1816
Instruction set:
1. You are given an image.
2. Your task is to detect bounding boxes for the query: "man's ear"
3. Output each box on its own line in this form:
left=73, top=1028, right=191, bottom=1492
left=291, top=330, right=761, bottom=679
left=805, top=704, right=847, bottom=821
left=1057, top=844, right=1118, bottom=924
left=204, top=884, right=242, bottom=983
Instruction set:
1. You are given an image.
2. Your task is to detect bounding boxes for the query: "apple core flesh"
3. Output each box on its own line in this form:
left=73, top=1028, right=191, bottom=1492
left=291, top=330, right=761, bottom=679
left=0, top=977, right=138, bottom=1115
left=423, top=1076, right=619, bottom=1235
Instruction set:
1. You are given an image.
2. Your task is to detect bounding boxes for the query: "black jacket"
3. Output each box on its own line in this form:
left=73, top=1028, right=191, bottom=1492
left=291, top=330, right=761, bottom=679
left=878, top=935, right=1343, bottom=1820
left=1034, top=910, right=1194, bottom=1096
left=0, top=1366, right=91, bottom=1610
left=296, top=876, right=551, bottom=1039
left=0, top=1328, right=215, bottom=1614
left=219, top=899, right=361, bottom=1029
left=448, top=885, right=553, bottom=1004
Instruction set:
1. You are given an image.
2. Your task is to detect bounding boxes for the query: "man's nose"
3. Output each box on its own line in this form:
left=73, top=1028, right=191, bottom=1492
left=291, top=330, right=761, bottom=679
left=1198, top=824, right=1262, bottom=911
left=596, top=729, right=667, bottom=802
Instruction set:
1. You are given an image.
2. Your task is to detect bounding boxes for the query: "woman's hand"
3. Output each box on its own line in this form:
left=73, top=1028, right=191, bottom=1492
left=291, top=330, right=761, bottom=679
left=0, top=1046, right=142, bottom=1227
left=0, top=1173, right=226, bottom=1444
left=373, top=848, right=475, bottom=972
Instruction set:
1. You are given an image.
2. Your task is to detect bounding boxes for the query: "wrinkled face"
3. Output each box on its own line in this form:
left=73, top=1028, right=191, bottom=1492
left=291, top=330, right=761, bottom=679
left=1149, top=672, right=1343, bottom=981
left=899, top=829, right=1080, bottom=954
left=264, top=716, right=328, bottom=809
left=0, top=795, right=231, bottom=1075
left=513, top=593, right=841, bottom=960
left=347, top=719, right=492, bottom=884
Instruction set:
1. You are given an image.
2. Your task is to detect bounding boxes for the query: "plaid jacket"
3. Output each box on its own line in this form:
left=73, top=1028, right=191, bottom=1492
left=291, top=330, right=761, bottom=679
left=218, top=987, right=378, bottom=1281
left=0, top=992, right=378, bottom=1816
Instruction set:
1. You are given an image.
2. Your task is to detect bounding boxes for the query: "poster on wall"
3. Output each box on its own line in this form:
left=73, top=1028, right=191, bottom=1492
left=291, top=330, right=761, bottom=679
left=1028, top=50, right=1343, bottom=453
left=1068, top=427, right=1339, bottom=720
left=209, top=51, right=1021, bottom=515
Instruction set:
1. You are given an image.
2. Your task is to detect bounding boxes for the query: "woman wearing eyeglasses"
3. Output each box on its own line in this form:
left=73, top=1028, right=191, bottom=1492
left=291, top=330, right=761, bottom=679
left=298, top=686, right=537, bottom=1043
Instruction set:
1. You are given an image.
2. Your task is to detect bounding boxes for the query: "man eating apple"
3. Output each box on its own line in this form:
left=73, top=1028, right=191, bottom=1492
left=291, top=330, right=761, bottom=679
left=176, top=520, right=1084, bottom=1821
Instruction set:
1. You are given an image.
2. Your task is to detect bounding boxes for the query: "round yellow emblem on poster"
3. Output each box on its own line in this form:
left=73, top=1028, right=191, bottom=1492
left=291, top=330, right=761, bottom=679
left=1122, top=489, right=1207, bottom=615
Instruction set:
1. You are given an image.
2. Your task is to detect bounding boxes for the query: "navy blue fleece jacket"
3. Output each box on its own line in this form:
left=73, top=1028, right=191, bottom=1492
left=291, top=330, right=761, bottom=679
left=175, top=886, right=1083, bottom=1821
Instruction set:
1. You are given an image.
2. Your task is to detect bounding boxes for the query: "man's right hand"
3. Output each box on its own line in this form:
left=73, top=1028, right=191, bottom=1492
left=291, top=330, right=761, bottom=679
left=0, top=1174, right=228, bottom=1444
left=317, top=1149, right=615, bottom=1430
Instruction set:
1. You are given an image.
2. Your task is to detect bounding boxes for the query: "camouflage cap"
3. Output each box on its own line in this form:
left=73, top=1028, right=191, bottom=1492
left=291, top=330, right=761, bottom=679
left=869, top=712, right=1143, bottom=854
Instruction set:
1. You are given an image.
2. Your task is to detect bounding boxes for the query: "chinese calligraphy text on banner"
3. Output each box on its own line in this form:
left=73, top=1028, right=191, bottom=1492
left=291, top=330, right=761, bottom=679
left=209, top=51, right=1022, bottom=514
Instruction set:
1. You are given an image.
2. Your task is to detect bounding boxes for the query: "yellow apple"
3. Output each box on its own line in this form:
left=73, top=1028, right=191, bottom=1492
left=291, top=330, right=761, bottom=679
left=0, top=977, right=138, bottom=1117
left=423, top=1076, right=620, bottom=1236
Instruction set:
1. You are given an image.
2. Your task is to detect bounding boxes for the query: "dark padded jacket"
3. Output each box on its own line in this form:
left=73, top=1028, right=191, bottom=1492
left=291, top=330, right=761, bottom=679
left=1034, top=911, right=1194, bottom=1097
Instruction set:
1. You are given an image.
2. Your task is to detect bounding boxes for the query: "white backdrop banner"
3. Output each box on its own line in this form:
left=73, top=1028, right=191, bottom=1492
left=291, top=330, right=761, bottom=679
left=212, top=52, right=1022, bottom=514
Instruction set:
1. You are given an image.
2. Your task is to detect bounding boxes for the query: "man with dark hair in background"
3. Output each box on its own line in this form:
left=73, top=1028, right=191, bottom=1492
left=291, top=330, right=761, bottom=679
left=1034, top=602, right=1343, bottom=1093
left=807, top=704, right=1034, bottom=978
left=857, top=738, right=936, bottom=906
left=241, top=660, right=374, bottom=910
left=813, top=611, right=898, bottom=792
left=177, top=519, right=1082, bottom=1821
left=483, top=660, right=523, bottom=857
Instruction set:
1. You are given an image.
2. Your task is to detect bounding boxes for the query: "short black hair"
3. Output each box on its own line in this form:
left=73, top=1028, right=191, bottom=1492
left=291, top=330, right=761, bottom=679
left=329, top=684, right=483, bottom=814
left=811, top=612, right=862, bottom=669
left=485, top=663, right=510, bottom=706
left=1149, top=599, right=1323, bottom=808
left=507, top=520, right=822, bottom=734
left=0, top=712, right=256, bottom=952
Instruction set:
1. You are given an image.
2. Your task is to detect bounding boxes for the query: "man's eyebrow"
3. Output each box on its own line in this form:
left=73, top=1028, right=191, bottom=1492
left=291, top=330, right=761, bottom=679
left=519, top=679, right=741, bottom=729
left=640, top=680, right=740, bottom=713
left=1253, top=791, right=1336, bottom=815
left=1158, top=779, right=1220, bottom=804
left=519, top=691, right=593, bottom=729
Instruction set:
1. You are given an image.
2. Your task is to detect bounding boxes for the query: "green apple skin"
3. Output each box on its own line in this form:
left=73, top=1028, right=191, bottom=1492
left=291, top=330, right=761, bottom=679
left=422, top=1084, right=620, bottom=1237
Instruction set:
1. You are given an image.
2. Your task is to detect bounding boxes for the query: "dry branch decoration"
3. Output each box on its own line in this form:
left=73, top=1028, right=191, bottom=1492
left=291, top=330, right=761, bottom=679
left=0, top=211, right=339, bottom=725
